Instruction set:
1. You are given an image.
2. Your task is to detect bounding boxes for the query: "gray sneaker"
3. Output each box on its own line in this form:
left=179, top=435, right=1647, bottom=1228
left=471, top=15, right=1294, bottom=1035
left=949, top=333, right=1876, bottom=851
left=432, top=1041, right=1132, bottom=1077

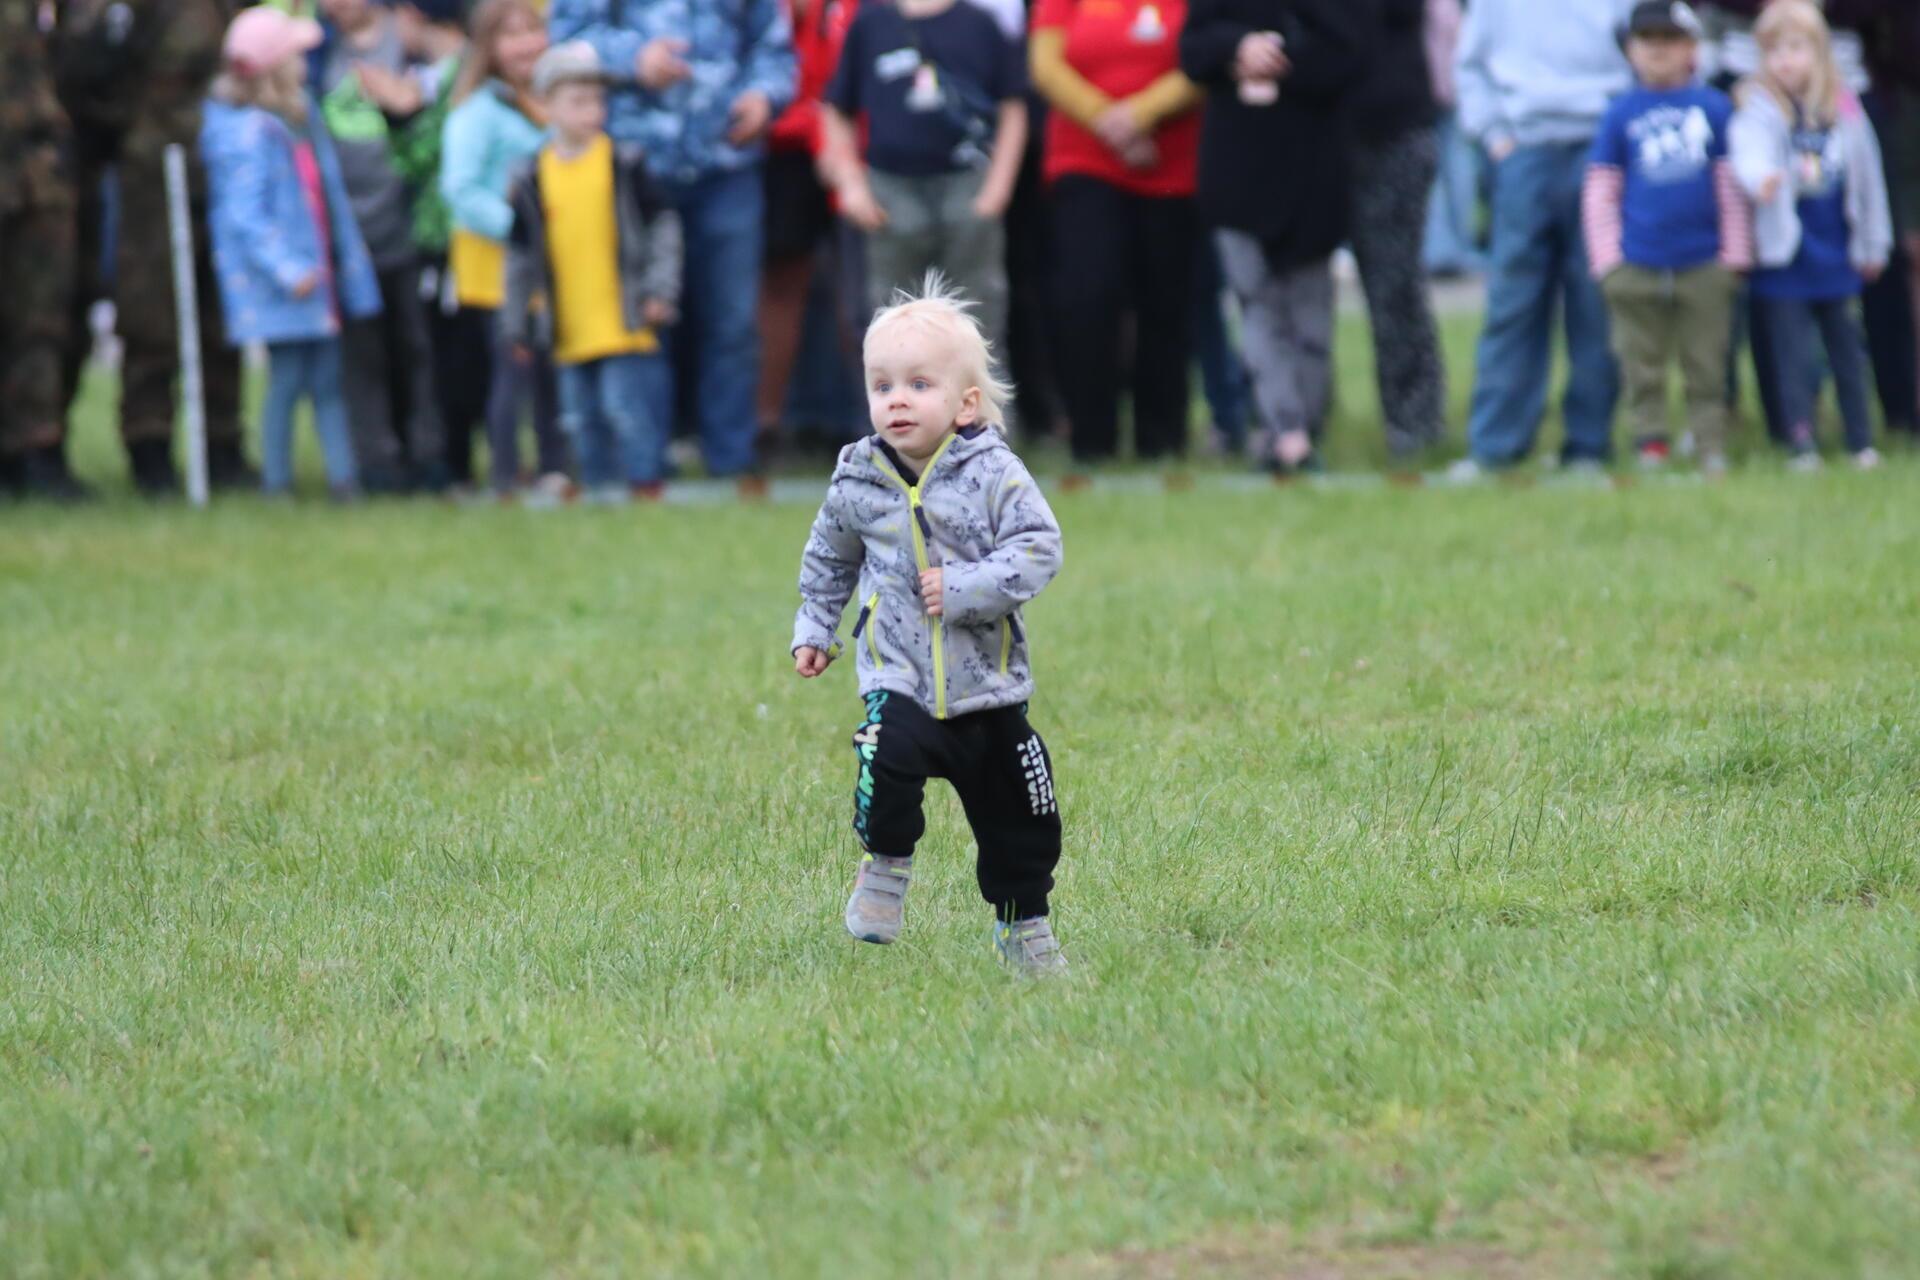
left=993, top=917, right=1068, bottom=977
left=844, top=854, right=911, bottom=944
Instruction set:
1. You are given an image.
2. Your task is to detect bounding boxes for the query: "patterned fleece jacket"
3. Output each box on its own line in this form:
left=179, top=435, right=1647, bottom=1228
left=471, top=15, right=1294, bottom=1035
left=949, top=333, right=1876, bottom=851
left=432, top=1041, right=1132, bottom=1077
left=793, top=428, right=1064, bottom=721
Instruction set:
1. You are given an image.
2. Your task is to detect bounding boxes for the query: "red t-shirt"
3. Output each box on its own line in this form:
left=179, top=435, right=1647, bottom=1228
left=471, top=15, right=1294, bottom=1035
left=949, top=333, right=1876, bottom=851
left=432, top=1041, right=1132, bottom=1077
left=1031, top=0, right=1199, bottom=197
left=769, top=0, right=860, bottom=154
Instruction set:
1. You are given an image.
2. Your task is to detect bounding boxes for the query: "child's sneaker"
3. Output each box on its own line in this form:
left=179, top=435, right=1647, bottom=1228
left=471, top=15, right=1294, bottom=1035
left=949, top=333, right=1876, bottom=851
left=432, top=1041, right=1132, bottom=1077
left=1787, top=450, right=1824, bottom=474
left=1851, top=447, right=1883, bottom=471
left=992, top=917, right=1068, bottom=977
left=844, top=853, right=911, bottom=944
left=1700, top=452, right=1730, bottom=481
left=1636, top=439, right=1671, bottom=470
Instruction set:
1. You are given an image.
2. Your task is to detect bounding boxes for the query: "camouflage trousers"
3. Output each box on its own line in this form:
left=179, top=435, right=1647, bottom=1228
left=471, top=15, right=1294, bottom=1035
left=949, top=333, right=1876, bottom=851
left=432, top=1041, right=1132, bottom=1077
left=0, top=145, right=75, bottom=457
left=63, top=134, right=242, bottom=447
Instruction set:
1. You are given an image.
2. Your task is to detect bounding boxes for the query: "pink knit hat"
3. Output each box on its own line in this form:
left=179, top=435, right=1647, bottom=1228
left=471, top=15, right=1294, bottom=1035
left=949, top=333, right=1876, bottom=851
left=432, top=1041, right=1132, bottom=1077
left=223, top=7, right=323, bottom=78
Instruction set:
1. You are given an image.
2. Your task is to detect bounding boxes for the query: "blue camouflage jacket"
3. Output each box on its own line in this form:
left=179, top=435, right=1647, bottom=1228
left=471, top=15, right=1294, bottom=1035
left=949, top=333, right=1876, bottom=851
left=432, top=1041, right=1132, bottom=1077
left=548, top=0, right=797, bottom=185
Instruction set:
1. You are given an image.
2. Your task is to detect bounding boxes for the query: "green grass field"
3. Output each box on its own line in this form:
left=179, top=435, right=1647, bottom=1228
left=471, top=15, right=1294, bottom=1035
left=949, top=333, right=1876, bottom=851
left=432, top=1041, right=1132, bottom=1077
left=4, top=319, right=1920, bottom=1278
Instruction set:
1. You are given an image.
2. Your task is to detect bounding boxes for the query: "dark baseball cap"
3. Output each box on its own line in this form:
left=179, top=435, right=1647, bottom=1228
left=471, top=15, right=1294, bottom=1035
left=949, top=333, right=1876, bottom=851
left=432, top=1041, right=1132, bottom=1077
left=1626, top=1, right=1705, bottom=39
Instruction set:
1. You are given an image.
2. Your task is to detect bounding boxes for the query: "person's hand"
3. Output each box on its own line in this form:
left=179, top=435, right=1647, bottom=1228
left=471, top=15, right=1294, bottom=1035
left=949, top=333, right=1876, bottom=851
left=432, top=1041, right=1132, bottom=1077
left=642, top=298, right=677, bottom=326
left=1233, top=31, right=1288, bottom=81
left=1092, top=101, right=1144, bottom=154
left=972, top=181, right=1013, bottom=220
left=1860, top=261, right=1885, bottom=284
left=1120, top=135, right=1160, bottom=170
left=919, top=567, right=944, bottom=616
left=1485, top=134, right=1517, bottom=163
left=727, top=89, right=774, bottom=146
left=1757, top=172, right=1784, bottom=203
left=795, top=645, right=835, bottom=677
left=837, top=180, right=888, bottom=232
left=637, top=37, right=692, bottom=92
left=290, top=271, right=320, bottom=299
left=355, top=63, right=423, bottom=114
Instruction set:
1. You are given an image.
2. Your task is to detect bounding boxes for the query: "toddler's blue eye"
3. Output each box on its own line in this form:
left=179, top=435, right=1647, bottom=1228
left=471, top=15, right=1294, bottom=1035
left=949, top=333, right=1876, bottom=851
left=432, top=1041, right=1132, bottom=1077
left=912, top=380, right=930, bottom=391
left=874, top=382, right=890, bottom=393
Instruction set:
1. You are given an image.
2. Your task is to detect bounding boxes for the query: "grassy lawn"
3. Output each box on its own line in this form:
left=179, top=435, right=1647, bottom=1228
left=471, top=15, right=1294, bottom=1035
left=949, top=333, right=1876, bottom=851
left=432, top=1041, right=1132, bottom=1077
left=4, top=321, right=1919, bottom=1277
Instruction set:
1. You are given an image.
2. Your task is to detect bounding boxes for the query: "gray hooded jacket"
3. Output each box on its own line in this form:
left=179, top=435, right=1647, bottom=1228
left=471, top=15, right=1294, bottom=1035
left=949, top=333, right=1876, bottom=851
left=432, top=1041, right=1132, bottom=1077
left=792, top=430, right=1064, bottom=720
left=1729, top=87, right=1892, bottom=273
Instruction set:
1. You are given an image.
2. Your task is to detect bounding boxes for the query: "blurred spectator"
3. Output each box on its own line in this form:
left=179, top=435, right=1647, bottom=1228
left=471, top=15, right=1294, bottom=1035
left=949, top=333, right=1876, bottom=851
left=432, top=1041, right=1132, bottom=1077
left=318, top=0, right=446, bottom=494
left=443, top=0, right=567, bottom=497
left=1032, top=0, right=1203, bottom=466
left=1349, top=0, right=1447, bottom=459
left=387, top=0, right=483, bottom=477
left=549, top=0, right=797, bottom=491
left=52, top=0, right=249, bottom=496
left=1191, top=233, right=1250, bottom=453
left=758, top=0, right=857, bottom=457
left=1, top=0, right=85, bottom=500
left=202, top=7, right=381, bottom=499
left=1004, top=0, right=1066, bottom=443
left=1857, top=2, right=1920, bottom=439
left=821, top=0, right=1027, bottom=351
left=1448, top=0, right=1630, bottom=479
left=1421, top=0, right=1481, bottom=275
left=1731, top=0, right=1891, bottom=469
left=1583, top=1, right=1749, bottom=476
left=1182, top=0, right=1369, bottom=475
left=503, top=43, right=682, bottom=500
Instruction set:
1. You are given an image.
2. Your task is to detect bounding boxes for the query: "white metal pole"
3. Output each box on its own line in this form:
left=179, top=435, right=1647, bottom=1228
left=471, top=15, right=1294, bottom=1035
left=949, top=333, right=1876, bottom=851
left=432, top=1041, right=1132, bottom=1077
left=164, top=143, right=210, bottom=507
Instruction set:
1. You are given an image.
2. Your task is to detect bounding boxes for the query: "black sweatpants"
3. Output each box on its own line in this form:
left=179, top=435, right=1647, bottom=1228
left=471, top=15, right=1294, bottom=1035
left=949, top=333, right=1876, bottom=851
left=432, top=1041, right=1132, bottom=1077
left=1048, top=175, right=1196, bottom=463
left=851, top=691, right=1061, bottom=920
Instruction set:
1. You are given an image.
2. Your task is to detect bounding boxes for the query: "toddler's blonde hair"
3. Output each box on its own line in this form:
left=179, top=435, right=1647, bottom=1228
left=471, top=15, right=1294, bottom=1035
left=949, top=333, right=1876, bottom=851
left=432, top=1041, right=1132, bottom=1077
left=1749, top=0, right=1841, bottom=128
left=865, top=271, right=1014, bottom=433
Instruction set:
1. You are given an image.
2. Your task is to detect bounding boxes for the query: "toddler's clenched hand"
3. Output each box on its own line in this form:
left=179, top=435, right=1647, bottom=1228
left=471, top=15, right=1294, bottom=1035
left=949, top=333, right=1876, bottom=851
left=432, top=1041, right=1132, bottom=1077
left=919, top=568, right=944, bottom=617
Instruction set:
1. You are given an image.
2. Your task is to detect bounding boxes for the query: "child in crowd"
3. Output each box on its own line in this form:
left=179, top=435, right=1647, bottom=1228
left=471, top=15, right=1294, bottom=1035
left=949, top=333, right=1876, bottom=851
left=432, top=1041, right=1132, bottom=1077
left=792, top=274, right=1067, bottom=976
left=1584, top=1, right=1751, bottom=476
left=202, top=6, right=383, bottom=500
left=820, top=0, right=1028, bottom=348
left=442, top=0, right=567, bottom=500
left=501, top=44, right=681, bottom=502
left=1731, top=0, right=1893, bottom=470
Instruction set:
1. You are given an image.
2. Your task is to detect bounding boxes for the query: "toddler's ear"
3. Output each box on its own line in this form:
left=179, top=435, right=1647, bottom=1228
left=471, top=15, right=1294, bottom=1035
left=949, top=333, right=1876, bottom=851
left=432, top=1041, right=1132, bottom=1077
left=956, top=386, right=983, bottom=426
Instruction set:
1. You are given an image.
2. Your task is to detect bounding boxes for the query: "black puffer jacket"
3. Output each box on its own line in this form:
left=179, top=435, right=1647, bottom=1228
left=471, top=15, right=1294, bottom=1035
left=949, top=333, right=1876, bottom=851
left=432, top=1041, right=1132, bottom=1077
left=1180, top=0, right=1372, bottom=270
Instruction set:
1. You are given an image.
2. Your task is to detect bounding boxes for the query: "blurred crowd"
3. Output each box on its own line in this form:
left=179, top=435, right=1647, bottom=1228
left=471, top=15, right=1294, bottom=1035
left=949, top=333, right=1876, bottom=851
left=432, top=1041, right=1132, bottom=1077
left=2, top=0, right=1918, bottom=503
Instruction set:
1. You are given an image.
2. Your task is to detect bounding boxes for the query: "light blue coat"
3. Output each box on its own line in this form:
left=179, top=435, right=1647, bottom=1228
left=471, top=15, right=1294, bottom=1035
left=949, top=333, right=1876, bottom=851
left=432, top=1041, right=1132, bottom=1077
left=440, top=80, right=548, bottom=241
left=200, top=98, right=383, bottom=346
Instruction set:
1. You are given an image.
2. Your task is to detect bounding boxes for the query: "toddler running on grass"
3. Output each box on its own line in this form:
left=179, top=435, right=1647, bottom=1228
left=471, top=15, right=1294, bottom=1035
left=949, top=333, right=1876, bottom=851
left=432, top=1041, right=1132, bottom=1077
left=792, top=273, right=1067, bottom=976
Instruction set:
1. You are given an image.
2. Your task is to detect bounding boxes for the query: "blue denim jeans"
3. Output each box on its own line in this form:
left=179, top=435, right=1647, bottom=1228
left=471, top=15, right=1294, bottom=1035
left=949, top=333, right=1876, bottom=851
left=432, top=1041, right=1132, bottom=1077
left=262, top=337, right=356, bottom=493
left=1466, top=141, right=1618, bottom=465
left=658, top=166, right=765, bottom=477
left=1423, top=110, right=1485, bottom=274
left=1192, top=230, right=1250, bottom=447
left=557, top=351, right=672, bottom=487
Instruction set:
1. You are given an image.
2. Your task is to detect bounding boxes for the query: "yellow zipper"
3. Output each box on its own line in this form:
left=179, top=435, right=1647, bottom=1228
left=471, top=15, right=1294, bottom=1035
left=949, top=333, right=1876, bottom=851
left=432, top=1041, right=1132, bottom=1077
left=861, top=592, right=883, bottom=668
left=999, top=616, right=1012, bottom=674
left=873, top=434, right=959, bottom=719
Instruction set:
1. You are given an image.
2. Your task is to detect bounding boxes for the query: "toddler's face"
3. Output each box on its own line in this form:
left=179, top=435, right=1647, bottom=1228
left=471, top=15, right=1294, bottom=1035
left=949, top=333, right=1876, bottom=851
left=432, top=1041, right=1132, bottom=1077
left=548, top=82, right=606, bottom=141
left=1764, top=31, right=1817, bottom=97
left=1627, top=34, right=1696, bottom=87
left=865, top=323, right=979, bottom=465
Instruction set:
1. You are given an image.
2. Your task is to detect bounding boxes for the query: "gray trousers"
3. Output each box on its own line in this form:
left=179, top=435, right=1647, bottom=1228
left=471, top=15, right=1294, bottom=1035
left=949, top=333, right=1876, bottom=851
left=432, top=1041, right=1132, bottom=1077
left=1215, top=229, right=1335, bottom=438
left=865, top=169, right=1007, bottom=351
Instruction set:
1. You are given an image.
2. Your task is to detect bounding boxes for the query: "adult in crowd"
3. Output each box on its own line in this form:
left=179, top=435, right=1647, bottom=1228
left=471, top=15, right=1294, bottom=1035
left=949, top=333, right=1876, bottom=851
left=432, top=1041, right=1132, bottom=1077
left=757, top=0, right=857, bottom=460
left=1349, top=0, right=1447, bottom=459
left=442, top=0, right=566, bottom=498
left=53, top=0, right=249, bottom=496
left=1004, top=0, right=1066, bottom=442
left=1422, top=0, right=1481, bottom=276
left=1031, top=0, right=1203, bottom=467
left=548, top=0, right=797, bottom=492
left=1, top=0, right=83, bottom=500
left=1448, top=0, right=1631, bottom=478
left=318, top=0, right=446, bottom=494
left=387, top=0, right=483, bottom=474
left=1182, top=0, right=1370, bottom=475
left=1856, top=1, right=1920, bottom=440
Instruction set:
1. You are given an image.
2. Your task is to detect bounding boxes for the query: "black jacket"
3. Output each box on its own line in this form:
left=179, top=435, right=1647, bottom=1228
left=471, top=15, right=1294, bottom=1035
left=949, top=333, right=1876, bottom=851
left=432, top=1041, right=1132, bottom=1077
left=1347, top=0, right=1436, bottom=143
left=1180, top=0, right=1371, bottom=269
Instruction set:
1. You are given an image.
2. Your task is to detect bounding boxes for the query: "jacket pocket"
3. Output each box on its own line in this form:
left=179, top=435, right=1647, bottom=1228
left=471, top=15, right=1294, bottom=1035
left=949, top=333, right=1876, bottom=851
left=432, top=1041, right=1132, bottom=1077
left=998, top=614, right=1024, bottom=675
left=852, top=592, right=884, bottom=669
